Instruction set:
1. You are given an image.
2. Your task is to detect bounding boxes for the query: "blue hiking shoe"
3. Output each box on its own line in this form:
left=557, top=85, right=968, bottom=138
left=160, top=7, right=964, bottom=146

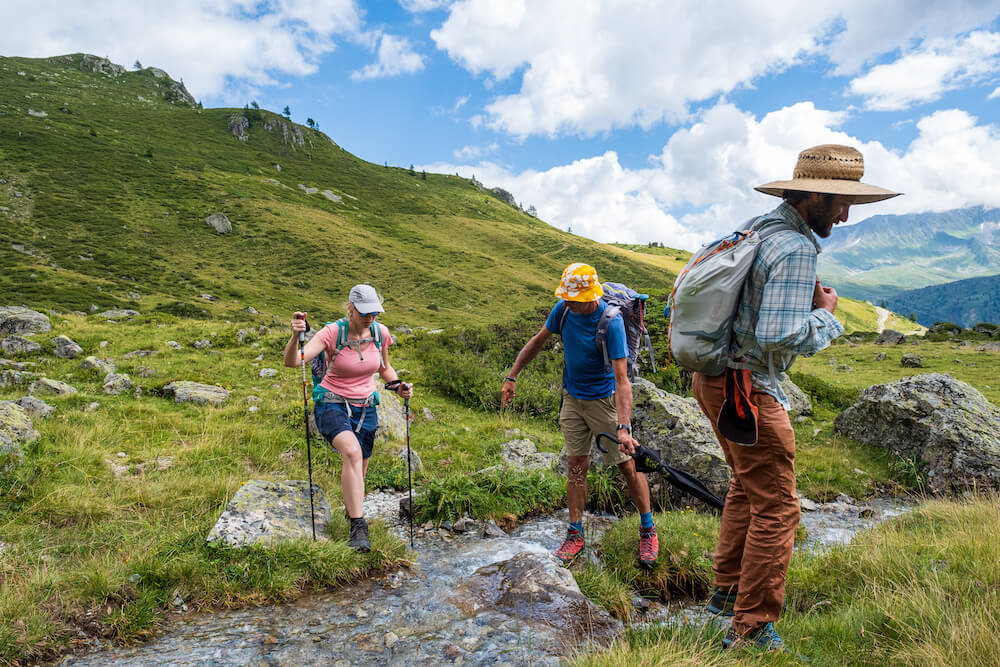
left=722, top=622, right=788, bottom=652
left=706, top=586, right=737, bottom=617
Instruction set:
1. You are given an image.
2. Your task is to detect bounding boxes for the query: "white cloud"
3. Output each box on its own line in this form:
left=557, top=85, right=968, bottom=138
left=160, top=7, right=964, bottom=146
left=453, top=95, right=470, bottom=111
left=351, top=33, right=426, bottom=80
left=430, top=0, right=999, bottom=137
left=0, top=0, right=366, bottom=102
left=988, top=86, right=1000, bottom=99
left=850, top=31, right=1000, bottom=110
left=453, top=145, right=482, bottom=159
left=425, top=102, right=1000, bottom=250
left=399, top=0, right=451, bottom=11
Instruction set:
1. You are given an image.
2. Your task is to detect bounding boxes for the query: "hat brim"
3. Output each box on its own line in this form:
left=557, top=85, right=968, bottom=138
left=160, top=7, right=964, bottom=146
left=352, top=301, right=384, bottom=314
left=554, top=283, right=604, bottom=302
left=755, top=179, right=901, bottom=204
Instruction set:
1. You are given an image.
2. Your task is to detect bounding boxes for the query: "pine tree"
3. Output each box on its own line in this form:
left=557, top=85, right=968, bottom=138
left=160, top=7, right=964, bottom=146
left=133, top=60, right=142, bottom=71
left=306, top=118, right=315, bottom=129
left=283, top=105, right=291, bottom=118
left=251, top=101, right=259, bottom=110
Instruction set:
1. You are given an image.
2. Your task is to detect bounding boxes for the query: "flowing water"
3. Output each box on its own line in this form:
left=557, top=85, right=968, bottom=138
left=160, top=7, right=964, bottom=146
left=60, top=495, right=912, bottom=666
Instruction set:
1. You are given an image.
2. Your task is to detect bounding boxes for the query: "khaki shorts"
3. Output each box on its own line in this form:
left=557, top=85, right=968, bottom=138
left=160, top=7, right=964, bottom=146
left=559, top=390, right=630, bottom=467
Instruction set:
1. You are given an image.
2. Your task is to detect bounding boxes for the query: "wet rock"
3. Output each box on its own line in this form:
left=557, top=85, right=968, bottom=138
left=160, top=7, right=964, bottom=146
left=778, top=373, right=812, bottom=416
left=875, top=329, right=905, bottom=345
left=14, top=396, right=55, bottom=418
left=453, top=517, right=477, bottom=533
left=482, top=520, right=507, bottom=538
left=53, top=335, right=84, bottom=358
left=79, top=356, right=115, bottom=376
left=28, top=377, right=78, bottom=396
left=1, top=335, right=42, bottom=356
left=162, top=381, right=230, bottom=406
left=799, top=496, right=819, bottom=512
left=834, top=373, right=1000, bottom=495
left=0, top=306, right=51, bottom=335
left=206, top=479, right=332, bottom=547
left=901, top=354, right=923, bottom=368
left=205, top=212, right=232, bottom=234
left=500, top=438, right=557, bottom=471
left=103, top=373, right=133, bottom=395
left=626, top=378, right=731, bottom=503
left=97, top=309, right=140, bottom=320
left=452, top=551, right=621, bottom=643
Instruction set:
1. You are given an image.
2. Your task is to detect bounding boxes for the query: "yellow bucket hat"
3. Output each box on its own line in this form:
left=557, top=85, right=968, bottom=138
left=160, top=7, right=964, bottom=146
left=555, top=263, right=604, bottom=302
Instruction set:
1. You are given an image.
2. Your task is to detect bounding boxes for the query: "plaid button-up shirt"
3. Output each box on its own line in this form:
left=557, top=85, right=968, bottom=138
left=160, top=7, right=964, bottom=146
left=731, top=201, right=844, bottom=408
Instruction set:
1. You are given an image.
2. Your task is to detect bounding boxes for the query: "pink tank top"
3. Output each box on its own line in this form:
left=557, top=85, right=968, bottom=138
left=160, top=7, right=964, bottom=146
left=315, top=322, right=393, bottom=401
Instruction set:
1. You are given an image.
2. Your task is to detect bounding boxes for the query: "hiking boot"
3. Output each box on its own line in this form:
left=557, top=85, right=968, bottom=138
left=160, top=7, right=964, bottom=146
left=638, top=525, right=658, bottom=568
left=348, top=518, right=371, bottom=553
left=721, top=622, right=789, bottom=652
left=707, top=586, right=738, bottom=616
left=554, top=528, right=585, bottom=566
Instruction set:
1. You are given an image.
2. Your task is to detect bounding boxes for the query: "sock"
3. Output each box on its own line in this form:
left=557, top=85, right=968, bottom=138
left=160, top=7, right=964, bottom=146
left=569, top=520, right=584, bottom=536
left=640, top=512, right=654, bottom=530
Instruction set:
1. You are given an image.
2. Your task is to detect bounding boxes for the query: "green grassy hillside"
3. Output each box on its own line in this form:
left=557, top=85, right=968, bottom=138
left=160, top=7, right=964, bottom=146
left=0, top=54, right=679, bottom=328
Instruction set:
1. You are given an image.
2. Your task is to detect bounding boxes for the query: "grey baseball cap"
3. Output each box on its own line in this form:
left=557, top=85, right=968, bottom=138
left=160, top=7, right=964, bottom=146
left=349, top=284, right=384, bottom=314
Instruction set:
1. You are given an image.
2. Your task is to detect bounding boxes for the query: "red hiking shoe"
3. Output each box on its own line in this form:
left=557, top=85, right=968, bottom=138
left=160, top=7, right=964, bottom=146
left=639, top=525, right=658, bottom=568
left=554, top=527, right=585, bottom=566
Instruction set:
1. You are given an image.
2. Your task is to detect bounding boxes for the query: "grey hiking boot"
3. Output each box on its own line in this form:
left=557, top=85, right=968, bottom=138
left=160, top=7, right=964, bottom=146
left=348, top=517, right=371, bottom=553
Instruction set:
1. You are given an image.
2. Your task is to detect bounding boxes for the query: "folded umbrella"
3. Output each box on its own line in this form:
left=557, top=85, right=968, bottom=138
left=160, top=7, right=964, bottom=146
left=596, top=432, right=724, bottom=510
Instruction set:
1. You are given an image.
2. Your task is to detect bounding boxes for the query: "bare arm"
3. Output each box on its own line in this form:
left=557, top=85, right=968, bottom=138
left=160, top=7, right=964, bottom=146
left=500, top=326, right=553, bottom=408
left=611, top=357, right=639, bottom=455
left=282, top=312, right=327, bottom=367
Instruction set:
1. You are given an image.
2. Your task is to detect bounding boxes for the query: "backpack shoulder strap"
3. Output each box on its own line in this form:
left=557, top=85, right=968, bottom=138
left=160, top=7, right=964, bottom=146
left=552, top=301, right=570, bottom=336
left=595, top=302, right=621, bottom=372
left=334, top=318, right=349, bottom=351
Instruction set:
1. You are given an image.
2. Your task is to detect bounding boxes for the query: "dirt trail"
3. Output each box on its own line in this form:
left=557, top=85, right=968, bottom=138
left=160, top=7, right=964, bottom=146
left=874, top=306, right=890, bottom=333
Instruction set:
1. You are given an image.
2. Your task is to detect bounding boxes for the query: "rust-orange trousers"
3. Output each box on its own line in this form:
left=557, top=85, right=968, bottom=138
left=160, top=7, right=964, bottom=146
left=692, top=371, right=800, bottom=634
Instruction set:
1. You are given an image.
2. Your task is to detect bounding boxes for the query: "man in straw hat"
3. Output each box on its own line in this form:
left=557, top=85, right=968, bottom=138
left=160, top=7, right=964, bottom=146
left=501, top=263, right=658, bottom=569
left=692, top=145, right=900, bottom=653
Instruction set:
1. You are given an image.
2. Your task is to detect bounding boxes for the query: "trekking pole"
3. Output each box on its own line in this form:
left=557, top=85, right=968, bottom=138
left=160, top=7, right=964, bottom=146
left=385, top=380, right=414, bottom=548
left=297, top=315, right=317, bottom=541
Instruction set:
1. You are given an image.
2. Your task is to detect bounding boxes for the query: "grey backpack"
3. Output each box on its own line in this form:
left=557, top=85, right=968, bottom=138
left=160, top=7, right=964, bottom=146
left=666, top=218, right=795, bottom=376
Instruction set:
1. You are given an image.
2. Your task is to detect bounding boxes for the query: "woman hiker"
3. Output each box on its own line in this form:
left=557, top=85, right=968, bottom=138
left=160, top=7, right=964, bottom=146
left=283, top=283, right=413, bottom=552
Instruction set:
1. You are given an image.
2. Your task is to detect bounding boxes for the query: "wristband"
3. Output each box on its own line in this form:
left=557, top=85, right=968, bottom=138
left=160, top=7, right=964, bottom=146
left=504, top=376, right=517, bottom=383
left=616, top=424, right=631, bottom=433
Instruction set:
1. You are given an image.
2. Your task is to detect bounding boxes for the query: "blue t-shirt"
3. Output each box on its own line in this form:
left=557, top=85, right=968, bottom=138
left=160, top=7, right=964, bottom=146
left=545, top=300, right=627, bottom=400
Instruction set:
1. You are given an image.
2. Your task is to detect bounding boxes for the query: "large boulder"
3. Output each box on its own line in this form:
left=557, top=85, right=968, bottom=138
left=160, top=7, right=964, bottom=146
left=451, top=551, right=621, bottom=644
left=27, top=378, right=78, bottom=396
left=834, top=373, right=1000, bottom=495
left=500, top=438, right=557, bottom=471
left=205, top=212, right=232, bottom=234
left=53, top=335, right=84, bottom=359
left=14, top=396, right=55, bottom=419
left=875, top=329, right=905, bottom=345
left=206, top=479, right=331, bottom=547
left=103, top=373, right=133, bottom=395
left=0, top=370, right=39, bottom=387
left=0, top=432, right=22, bottom=480
left=162, top=381, right=230, bottom=406
left=0, top=401, right=38, bottom=444
left=0, top=306, right=51, bottom=335
left=1, top=336, right=42, bottom=356
left=629, top=379, right=731, bottom=503
left=375, top=383, right=407, bottom=444
left=96, top=309, right=140, bottom=320
left=779, top=373, right=812, bottom=416
left=79, top=356, right=115, bottom=376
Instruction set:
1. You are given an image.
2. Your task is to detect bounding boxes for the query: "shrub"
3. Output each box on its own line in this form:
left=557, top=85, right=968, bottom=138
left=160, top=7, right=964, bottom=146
left=788, top=371, right=859, bottom=410
left=153, top=301, right=211, bottom=320
left=414, top=468, right=564, bottom=523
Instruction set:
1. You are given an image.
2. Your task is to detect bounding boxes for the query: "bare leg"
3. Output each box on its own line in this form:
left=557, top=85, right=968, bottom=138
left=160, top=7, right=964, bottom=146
left=362, top=457, right=370, bottom=480
left=618, top=458, right=651, bottom=514
left=567, top=455, right=590, bottom=523
left=332, top=431, right=365, bottom=518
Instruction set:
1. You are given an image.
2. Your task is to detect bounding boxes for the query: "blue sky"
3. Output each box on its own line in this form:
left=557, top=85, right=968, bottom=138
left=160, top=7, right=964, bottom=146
left=3, top=1, right=999, bottom=248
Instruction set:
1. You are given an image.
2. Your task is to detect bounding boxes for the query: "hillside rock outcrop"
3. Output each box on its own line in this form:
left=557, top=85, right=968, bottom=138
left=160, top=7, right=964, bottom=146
left=206, top=479, right=331, bottom=547
left=834, top=373, right=1000, bottom=495
left=264, top=119, right=305, bottom=148
left=1, top=336, right=41, bottom=356
left=204, top=213, right=232, bottom=234
left=0, top=306, right=51, bottom=335
left=228, top=114, right=249, bottom=141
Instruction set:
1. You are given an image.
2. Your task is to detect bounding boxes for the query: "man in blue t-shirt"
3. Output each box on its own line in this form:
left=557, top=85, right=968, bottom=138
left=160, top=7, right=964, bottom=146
left=501, top=263, right=657, bottom=568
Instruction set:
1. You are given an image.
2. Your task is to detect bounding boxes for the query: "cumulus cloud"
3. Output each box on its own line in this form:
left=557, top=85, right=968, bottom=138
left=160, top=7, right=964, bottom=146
left=428, top=102, right=1000, bottom=250
left=430, top=0, right=1000, bottom=137
left=0, top=0, right=366, bottom=102
left=990, top=87, right=1000, bottom=99
left=850, top=31, right=1000, bottom=110
left=351, top=33, right=426, bottom=80
left=398, top=0, right=451, bottom=11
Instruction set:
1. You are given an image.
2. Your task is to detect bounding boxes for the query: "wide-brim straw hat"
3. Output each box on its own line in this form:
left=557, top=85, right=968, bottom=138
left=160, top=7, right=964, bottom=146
left=755, top=144, right=901, bottom=204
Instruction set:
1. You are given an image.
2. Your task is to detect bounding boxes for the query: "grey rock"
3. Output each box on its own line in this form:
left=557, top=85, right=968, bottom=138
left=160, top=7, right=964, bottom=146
left=192, top=339, right=212, bottom=349
left=0, top=432, right=22, bottom=480
left=259, top=368, right=278, bottom=378
left=376, top=386, right=407, bottom=444
left=165, top=340, right=183, bottom=350
left=0, top=306, right=51, bottom=335
left=875, top=329, right=905, bottom=345
left=162, top=381, right=230, bottom=406
left=123, top=349, right=156, bottom=358
left=79, top=356, right=115, bottom=376
left=876, top=352, right=887, bottom=361
left=79, top=54, right=125, bottom=76
left=227, top=114, right=249, bottom=141
left=138, top=366, right=158, bottom=378
left=452, top=551, right=621, bottom=643
left=245, top=306, right=260, bottom=315
left=453, top=517, right=477, bottom=533
left=799, top=496, right=819, bottom=511
left=394, top=325, right=413, bottom=335
left=236, top=329, right=250, bottom=344
left=199, top=294, right=219, bottom=302
left=0, top=370, right=39, bottom=387
left=0, top=400, right=38, bottom=444
left=834, top=373, right=1000, bottom=495
left=778, top=373, right=812, bottom=416
left=97, top=309, right=140, bottom=320
left=976, top=342, right=1000, bottom=353
left=14, top=396, right=55, bottom=418
left=482, top=520, right=507, bottom=538
left=264, top=118, right=305, bottom=147
left=205, top=213, right=232, bottom=234
left=1, top=336, right=42, bottom=356
left=422, top=407, right=435, bottom=421
left=500, top=438, right=557, bottom=471
left=489, top=187, right=518, bottom=207
left=27, top=377, right=78, bottom=396
left=396, top=446, right=423, bottom=473
left=206, top=479, right=331, bottom=547
left=626, top=378, right=731, bottom=504
left=102, top=373, right=133, bottom=395
left=53, top=335, right=83, bottom=358
left=901, top=354, right=924, bottom=368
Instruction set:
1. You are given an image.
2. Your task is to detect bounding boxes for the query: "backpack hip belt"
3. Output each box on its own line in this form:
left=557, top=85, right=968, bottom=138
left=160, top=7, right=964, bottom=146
left=317, top=391, right=378, bottom=433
